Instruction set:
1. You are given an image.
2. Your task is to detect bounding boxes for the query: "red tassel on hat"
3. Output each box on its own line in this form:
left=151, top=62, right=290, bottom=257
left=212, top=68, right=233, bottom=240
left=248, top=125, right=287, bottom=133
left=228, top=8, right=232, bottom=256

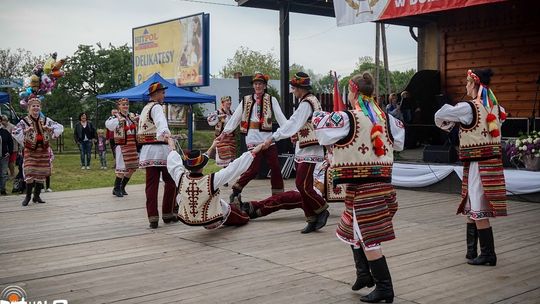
left=500, top=111, right=507, bottom=120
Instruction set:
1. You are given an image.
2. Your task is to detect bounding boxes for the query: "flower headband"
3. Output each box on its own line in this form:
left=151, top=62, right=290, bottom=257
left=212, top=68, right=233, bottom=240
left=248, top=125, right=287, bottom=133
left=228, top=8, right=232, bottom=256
left=290, top=75, right=311, bottom=86
left=349, top=79, right=359, bottom=94
left=467, top=69, right=480, bottom=85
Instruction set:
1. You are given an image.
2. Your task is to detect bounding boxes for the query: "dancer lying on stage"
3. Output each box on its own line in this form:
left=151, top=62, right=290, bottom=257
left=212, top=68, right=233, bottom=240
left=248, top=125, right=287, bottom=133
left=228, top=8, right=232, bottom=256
left=166, top=138, right=341, bottom=230
left=167, top=138, right=265, bottom=229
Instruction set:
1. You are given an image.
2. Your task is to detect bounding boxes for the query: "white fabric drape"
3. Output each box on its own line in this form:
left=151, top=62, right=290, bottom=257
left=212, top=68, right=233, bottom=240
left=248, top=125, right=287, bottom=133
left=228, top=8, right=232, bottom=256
left=392, top=163, right=540, bottom=195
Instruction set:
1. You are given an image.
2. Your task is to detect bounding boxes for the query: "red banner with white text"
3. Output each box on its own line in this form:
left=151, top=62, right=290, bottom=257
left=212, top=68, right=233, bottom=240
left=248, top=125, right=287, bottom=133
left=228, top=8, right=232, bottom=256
left=334, top=0, right=507, bottom=26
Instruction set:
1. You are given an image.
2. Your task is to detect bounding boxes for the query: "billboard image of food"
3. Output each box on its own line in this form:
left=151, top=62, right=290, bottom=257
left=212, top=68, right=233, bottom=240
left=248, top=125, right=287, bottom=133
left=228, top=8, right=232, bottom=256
left=132, top=13, right=209, bottom=87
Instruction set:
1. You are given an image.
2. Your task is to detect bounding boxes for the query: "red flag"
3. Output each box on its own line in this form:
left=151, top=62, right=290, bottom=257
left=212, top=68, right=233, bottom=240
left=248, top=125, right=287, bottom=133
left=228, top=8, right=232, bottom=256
left=332, top=71, right=345, bottom=111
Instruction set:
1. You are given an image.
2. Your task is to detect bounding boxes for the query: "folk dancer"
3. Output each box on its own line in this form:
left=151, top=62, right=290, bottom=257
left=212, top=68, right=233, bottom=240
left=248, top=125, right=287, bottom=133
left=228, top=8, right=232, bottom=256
left=263, top=72, right=329, bottom=234
left=167, top=138, right=265, bottom=229
left=138, top=82, right=177, bottom=228
left=220, top=73, right=287, bottom=200
left=435, top=68, right=507, bottom=267
left=12, top=97, right=64, bottom=206
left=207, top=96, right=236, bottom=168
left=106, top=98, right=139, bottom=197
left=313, top=72, right=405, bottom=303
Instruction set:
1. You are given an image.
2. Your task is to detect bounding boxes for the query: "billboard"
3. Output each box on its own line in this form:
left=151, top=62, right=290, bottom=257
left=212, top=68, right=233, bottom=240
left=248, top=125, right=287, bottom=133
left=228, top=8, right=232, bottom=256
left=132, top=13, right=210, bottom=87
left=334, top=0, right=506, bottom=26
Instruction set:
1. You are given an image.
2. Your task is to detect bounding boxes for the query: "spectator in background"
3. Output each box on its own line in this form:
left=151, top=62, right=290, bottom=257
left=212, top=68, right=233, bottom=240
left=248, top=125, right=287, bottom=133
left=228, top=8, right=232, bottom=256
left=386, top=93, right=404, bottom=122
left=400, top=91, right=413, bottom=123
left=74, top=112, right=96, bottom=170
left=0, top=121, right=14, bottom=195
left=1, top=115, right=17, bottom=178
left=97, top=129, right=108, bottom=170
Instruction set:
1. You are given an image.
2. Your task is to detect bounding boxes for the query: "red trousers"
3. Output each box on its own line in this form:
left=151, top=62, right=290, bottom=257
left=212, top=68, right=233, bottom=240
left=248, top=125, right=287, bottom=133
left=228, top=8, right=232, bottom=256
left=295, top=162, right=328, bottom=220
left=224, top=204, right=250, bottom=226
left=145, top=166, right=176, bottom=223
left=250, top=190, right=303, bottom=217
left=233, top=144, right=284, bottom=193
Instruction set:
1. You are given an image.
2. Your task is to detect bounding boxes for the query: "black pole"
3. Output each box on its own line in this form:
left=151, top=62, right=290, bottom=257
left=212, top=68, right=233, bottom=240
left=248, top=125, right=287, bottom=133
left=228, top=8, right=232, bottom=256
left=279, top=1, right=291, bottom=118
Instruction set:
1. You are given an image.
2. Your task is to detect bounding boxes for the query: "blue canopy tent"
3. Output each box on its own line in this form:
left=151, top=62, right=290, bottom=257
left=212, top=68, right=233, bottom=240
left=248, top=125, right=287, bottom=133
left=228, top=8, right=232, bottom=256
left=0, top=92, right=10, bottom=103
left=97, top=73, right=215, bottom=149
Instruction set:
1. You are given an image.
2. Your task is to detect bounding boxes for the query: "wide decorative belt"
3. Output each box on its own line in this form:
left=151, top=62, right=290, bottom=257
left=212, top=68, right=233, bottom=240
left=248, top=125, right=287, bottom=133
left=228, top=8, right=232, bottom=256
left=249, top=122, right=260, bottom=129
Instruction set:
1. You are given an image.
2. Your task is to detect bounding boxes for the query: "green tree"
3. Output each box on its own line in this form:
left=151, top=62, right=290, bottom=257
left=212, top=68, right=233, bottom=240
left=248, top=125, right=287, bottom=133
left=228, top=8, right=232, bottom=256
left=339, top=56, right=415, bottom=95
left=0, top=48, right=45, bottom=116
left=0, top=48, right=37, bottom=79
left=219, top=46, right=280, bottom=79
left=45, top=43, right=133, bottom=126
left=312, top=72, right=335, bottom=94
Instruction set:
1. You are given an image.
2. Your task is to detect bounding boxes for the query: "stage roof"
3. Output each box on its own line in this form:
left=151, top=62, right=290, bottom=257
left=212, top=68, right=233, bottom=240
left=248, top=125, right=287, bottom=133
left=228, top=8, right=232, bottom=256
left=236, top=0, right=335, bottom=17
left=236, top=0, right=505, bottom=27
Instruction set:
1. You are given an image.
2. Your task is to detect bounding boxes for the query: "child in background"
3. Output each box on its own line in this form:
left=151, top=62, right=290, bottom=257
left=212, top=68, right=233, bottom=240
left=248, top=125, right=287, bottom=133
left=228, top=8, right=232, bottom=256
left=97, top=129, right=108, bottom=169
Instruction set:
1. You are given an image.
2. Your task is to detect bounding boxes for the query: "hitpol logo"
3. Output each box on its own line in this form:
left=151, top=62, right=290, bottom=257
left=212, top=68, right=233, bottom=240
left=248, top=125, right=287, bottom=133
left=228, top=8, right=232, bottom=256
left=1, top=285, right=68, bottom=304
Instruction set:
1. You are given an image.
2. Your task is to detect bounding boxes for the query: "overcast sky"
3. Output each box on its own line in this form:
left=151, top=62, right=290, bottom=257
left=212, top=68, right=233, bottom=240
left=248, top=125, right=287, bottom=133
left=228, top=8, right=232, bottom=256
left=0, top=0, right=417, bottom=78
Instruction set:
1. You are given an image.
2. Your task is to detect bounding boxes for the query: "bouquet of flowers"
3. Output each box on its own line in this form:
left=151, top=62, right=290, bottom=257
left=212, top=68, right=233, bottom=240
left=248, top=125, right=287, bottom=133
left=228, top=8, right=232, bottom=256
left=507, top=130, right=540, bottom=169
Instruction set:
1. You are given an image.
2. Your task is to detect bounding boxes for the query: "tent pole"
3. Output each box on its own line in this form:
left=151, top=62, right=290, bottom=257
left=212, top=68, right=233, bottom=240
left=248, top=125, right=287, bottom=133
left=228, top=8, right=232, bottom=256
left=188, top=104, right=193, bottom=150
left=381, top=23, right=392, bottom=97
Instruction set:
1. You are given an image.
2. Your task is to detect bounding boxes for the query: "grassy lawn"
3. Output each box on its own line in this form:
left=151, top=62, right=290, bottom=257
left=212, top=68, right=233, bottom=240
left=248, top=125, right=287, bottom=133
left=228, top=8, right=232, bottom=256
left=4, top=128, right=221, bottom=195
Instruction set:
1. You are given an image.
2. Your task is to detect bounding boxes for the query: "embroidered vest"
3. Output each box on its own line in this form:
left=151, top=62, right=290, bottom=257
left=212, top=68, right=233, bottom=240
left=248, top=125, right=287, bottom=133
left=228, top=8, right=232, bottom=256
left=114, top=112, right=137, bottom=145
left=459, top=101, right=502, bottom=161
left=239, top=93, right=274, bottom=134
left=178, top=174, right=224, bottom=226
left=331, top=111, right=394, bottom=185
left=214, top=108, right=234, bottom=137
left=137, top=102, right=166, bottom=145
left=296, top=94, right=322, bottom=148
left=22, top=115, right=51, bottom=150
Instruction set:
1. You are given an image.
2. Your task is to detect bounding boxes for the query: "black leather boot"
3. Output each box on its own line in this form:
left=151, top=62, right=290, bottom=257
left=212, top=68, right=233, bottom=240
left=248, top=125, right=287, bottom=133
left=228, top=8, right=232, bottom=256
left=239, top=196, right=259, bottom=219
left=229, top=190, right=240, bottom=205
left=301, top=221, right=317, bottom=234
left=113, top=177, right=123, bottom=197
left=32, top=183, right=46, bottom=204
left=121, top=177, right=130, bottom=195
left=468, top=227, right=497, bottom=266
left=351, top=246, right=374, bottom=291
left=466, top=223, right=478, bottom=260
left=360, top=256, right=394, bottom=303
left=21, top=183, right=34, bottom=206
left=315, top=209, right=330, bottom=230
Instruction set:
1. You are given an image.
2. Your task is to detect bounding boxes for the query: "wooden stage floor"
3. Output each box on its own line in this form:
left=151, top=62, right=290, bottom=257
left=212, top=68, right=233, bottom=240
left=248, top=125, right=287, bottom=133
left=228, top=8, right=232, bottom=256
left=1, top=179, right=539, bottom=304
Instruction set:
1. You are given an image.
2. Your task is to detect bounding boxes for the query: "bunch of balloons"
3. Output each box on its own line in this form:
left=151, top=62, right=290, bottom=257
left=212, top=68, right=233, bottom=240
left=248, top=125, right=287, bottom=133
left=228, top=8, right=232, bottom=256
left=19, top=52, right=66, bottom=108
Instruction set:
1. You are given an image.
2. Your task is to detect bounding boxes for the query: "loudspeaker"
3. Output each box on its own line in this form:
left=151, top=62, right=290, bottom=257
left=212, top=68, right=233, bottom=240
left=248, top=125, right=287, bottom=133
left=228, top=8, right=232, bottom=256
left=423, top=145, right=458, bottom=163
left=239, top=76, right=252, bottom=88
left=501, top=117, right=528, bottom=138
left=239, top=87, right=253, bottom=99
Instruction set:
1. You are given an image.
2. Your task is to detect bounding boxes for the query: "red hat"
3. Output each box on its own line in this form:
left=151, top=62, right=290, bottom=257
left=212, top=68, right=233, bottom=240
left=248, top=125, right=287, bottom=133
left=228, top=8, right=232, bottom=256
left=251, top=73, right=269, bottom=84
left=148, top=82, right=168, bottom=95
